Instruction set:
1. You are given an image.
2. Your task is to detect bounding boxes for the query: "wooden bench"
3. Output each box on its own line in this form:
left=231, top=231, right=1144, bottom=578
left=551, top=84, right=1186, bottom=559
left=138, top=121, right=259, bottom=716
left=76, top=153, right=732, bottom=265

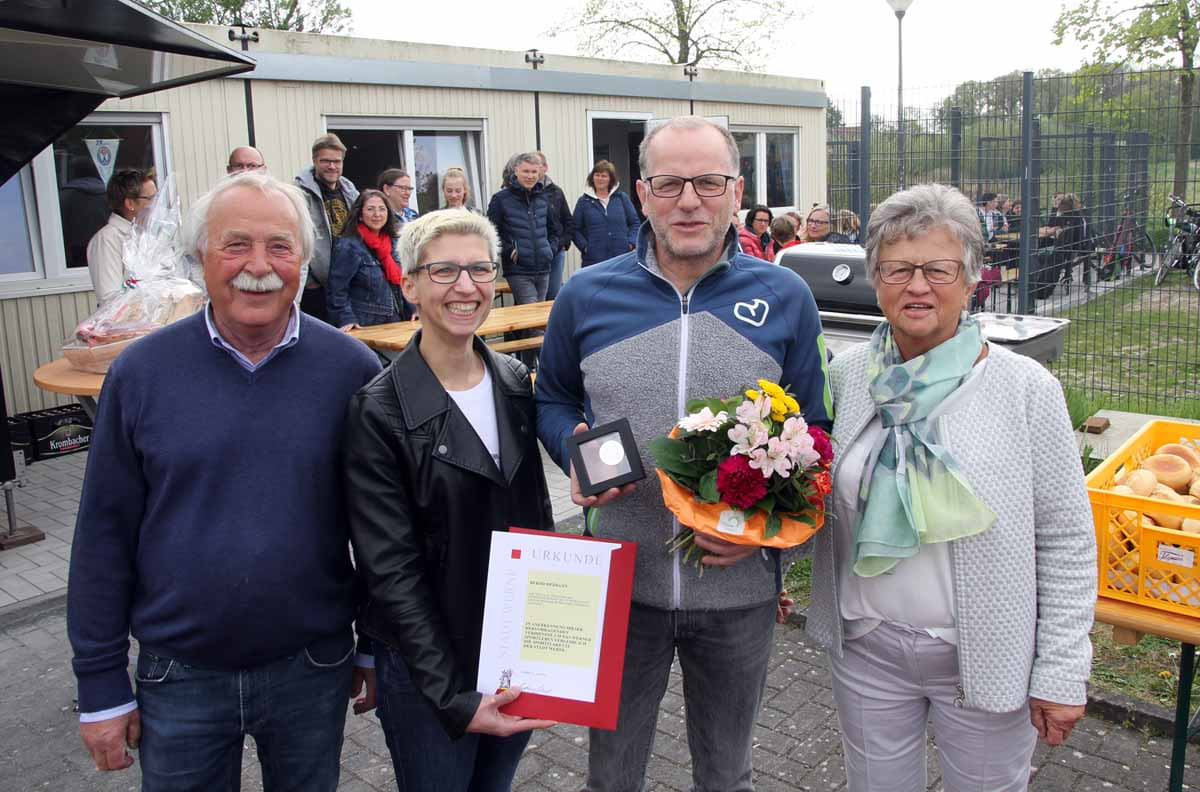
left=486, top=336, right=544, bottom=354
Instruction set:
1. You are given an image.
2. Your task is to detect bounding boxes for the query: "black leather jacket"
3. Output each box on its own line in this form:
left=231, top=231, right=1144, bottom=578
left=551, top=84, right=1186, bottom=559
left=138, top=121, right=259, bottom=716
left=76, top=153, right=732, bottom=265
left=343, top=334, right=554, bottom=738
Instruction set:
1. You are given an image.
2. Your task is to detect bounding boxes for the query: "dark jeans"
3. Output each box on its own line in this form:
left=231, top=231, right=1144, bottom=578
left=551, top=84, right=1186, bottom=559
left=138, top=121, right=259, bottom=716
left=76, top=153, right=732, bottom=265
left=586, top=600, right=778, bottom=792
left=504, top=273, right=550, bottom=368
left=375, top=645, right=530, bottom=792
left=547, top=250, right=566, bottom=300
left=135, top=642, right=354, bottom=792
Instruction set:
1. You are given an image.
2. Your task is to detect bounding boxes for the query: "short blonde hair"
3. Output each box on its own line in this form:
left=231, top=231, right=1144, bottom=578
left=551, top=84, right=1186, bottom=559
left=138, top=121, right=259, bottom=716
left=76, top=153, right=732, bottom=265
left=397, top=209, right=500, bottom=276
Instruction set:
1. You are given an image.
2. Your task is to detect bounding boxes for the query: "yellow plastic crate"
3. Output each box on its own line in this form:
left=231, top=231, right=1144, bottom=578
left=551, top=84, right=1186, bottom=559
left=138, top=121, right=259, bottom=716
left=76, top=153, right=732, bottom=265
left=1085, top=420, right=1200, bottom=617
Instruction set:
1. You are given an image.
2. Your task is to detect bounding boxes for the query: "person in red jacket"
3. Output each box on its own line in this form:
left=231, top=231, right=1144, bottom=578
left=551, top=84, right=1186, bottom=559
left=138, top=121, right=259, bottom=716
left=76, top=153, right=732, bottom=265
left=738, top=204, right=775, bottom=260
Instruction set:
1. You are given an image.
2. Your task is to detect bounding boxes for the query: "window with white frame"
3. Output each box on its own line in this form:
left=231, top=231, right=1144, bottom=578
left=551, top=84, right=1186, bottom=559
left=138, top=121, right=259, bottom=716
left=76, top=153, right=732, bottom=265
left=0, top=111, right=168, bottom=295
left=733, top=128, right=798, bottom=211
left=327, top=118, right=486, bottom=216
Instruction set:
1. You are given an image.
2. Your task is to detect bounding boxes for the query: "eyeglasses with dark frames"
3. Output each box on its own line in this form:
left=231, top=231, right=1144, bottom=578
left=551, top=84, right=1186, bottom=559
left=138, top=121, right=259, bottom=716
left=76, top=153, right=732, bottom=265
left=877, top=260, right=964, bottom=285
left=413, top=261, right=499, bottom=284
left=644, top=174, right=736, bottom=198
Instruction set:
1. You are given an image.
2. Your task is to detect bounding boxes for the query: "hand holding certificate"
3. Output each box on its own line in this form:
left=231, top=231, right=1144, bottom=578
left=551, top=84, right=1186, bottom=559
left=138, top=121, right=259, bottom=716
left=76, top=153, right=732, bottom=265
left=477, top=529, right=637, bottom=730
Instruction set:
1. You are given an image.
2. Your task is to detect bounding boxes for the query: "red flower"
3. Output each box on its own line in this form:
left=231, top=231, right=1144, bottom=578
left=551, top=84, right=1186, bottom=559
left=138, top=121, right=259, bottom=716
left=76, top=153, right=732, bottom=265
left=716, top=454, right=768, bottom=510
left=813, top=470, right=832, bottom=496
left=808, top=425, right=834, bottom=464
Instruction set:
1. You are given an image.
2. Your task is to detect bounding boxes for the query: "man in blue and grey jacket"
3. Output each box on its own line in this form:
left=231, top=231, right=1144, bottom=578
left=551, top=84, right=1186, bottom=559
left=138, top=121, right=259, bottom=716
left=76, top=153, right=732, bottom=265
left=537, top=116, right=832, bottom=792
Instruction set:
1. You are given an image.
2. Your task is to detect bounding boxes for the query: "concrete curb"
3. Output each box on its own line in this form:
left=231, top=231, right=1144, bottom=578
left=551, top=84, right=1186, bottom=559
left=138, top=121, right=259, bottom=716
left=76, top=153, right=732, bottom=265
left=784, top=608, right=1197, bottom=742
left=0, top=590, right=66, bottom=629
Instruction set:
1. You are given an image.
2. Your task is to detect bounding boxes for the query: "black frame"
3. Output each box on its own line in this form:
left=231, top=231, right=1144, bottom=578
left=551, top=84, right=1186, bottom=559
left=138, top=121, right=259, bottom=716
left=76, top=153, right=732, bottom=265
left=566, top=419, right=645, bottom=497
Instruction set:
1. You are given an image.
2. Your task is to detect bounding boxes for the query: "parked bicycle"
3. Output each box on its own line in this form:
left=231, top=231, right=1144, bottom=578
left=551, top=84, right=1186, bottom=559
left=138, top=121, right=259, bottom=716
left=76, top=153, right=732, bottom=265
left=1156, top=194, right=1200, bottom=290
left=1098, top=190, right=1154, bottom=281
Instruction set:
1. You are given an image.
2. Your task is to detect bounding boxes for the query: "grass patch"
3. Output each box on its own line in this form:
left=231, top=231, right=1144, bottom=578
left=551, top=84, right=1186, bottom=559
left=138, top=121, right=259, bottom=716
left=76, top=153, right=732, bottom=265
left=784, top=557, right=813, bottom=608
left=1050, top=269, right=1200, bottom=418
left=1090, top=623, right=1196, bottom=709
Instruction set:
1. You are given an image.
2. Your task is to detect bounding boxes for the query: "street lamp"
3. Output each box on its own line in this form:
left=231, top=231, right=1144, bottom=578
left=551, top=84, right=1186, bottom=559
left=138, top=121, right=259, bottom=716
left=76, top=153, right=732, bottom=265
left=886, top=0, right=914, bottom=189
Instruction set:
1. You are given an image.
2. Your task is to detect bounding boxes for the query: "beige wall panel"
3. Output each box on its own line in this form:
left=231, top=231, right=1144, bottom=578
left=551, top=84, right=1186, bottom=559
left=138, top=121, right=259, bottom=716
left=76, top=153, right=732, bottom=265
left=1, top=291, right=95, bottom=414
left=97, top=78, right=248, bottom=209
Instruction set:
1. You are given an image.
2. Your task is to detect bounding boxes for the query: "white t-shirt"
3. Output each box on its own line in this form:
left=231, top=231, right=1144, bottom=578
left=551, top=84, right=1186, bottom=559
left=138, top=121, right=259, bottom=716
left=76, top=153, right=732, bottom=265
left=447, top=365, right=501, bottom=469
left=834, top=355, right=990, bottom=645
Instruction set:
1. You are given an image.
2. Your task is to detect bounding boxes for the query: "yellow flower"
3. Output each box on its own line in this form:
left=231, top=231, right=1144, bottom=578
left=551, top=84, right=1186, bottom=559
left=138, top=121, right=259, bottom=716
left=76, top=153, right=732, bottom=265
left=757, top=380, right=786, bottom=400
left=745, top=389, right=761, bottom=401
left=782, top=394, right=801, bottom=415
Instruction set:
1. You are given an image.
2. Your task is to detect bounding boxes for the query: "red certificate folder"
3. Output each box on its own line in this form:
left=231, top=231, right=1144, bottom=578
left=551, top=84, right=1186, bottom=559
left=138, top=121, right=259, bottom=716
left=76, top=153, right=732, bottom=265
left=497, top=527, right=637, bottom=731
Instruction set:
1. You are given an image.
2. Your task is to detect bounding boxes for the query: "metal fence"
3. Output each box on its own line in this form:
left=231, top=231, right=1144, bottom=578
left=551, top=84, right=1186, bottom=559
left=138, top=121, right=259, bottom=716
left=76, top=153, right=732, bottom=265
left=828, top=69, right=1200, bottom=417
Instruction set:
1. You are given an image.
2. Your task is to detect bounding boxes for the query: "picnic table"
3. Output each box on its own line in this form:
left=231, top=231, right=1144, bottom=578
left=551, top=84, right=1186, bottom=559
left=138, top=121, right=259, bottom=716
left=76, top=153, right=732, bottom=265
left=1094, top=597, right=1200, bottom=792
left=350, top=300, right=554, bottom=354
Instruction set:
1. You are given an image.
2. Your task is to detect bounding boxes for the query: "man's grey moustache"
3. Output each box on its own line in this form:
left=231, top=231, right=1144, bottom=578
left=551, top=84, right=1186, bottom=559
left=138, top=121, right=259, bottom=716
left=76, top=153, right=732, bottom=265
left=231, top=271, right=285, bottom=293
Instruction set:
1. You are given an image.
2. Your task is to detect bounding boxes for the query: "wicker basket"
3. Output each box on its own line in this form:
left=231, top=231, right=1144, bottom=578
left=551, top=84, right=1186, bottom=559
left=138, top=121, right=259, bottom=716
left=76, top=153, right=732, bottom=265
left=1085, top=420, right=1200, bottom=617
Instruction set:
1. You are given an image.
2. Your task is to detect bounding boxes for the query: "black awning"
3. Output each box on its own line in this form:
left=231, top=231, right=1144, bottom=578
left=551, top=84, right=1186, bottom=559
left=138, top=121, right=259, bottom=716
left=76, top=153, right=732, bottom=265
left=0, top=0, right=255, bottom=182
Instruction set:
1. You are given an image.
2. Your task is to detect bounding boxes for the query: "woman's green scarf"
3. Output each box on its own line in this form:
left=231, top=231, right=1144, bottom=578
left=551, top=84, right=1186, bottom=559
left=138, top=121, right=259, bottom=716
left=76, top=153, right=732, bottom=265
left=852, top=312, right=997, bottom=577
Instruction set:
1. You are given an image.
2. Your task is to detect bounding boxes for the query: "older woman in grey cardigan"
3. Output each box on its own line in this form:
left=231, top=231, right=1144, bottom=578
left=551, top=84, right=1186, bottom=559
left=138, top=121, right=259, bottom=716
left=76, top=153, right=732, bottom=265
left=805, top=183, right=1096, bottom=792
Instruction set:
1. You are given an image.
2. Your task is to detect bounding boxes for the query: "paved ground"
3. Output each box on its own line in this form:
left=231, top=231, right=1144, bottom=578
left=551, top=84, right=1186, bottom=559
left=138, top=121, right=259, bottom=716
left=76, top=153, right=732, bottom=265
left=3, top=452, right=1200, bottom=791
left=1, top=600, right=1196, bottom=791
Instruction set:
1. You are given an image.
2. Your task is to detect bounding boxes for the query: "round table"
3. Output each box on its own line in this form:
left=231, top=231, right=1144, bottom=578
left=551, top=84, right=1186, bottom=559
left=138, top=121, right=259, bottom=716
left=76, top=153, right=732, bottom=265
left=33, top=357, right=105, bottom=418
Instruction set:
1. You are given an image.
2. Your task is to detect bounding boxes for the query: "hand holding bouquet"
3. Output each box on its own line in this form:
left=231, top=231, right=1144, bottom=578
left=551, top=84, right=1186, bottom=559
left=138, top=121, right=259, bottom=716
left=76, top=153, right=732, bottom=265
left=648, top=380, right=832, bottom=568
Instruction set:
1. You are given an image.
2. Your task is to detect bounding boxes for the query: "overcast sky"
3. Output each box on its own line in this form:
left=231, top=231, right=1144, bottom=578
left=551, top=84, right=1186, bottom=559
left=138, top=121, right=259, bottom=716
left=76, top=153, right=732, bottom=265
left=345, top=0, right=1096, bottom=104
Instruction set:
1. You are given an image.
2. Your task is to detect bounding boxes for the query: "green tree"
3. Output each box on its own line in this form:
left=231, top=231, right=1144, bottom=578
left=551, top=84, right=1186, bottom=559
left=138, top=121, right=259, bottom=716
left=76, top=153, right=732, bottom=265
left=1054, top=0, right=1198, bottom=200
left=137, top=0, right=351, bottom=33
left=826, top=99, right=844, bottom=131
left=554, top=0, right=800, bottom=71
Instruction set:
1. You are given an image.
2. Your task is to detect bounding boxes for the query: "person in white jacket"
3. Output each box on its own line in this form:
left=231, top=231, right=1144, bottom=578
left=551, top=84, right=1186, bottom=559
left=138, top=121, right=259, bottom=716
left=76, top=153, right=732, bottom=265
left=85, top=168, right=156, bottom=305
left=804, top=183, right=1096, bottom=792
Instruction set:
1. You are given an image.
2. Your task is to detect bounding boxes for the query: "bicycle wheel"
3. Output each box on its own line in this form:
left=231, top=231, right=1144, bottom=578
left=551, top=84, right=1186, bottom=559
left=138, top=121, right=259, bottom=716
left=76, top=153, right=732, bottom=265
left=1192, top=254, right=1200, bottom=292
left=1156, top=237, right=1181, bottom=286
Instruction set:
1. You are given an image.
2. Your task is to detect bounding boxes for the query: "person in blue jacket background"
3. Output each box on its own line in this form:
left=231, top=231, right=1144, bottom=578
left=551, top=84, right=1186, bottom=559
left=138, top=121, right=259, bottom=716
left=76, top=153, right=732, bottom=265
left=572, top=159, right=640, bottom=267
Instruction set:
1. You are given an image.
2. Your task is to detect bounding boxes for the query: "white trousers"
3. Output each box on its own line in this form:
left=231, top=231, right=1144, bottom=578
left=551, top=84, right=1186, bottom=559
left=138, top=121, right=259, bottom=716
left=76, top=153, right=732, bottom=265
left=829, top=622, right=1037, bottom=792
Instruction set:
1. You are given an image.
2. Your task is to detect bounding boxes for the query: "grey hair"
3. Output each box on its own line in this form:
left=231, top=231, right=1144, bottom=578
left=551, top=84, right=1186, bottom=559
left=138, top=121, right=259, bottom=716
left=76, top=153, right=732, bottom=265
left=638, top=116, right=739, bottom=176
left=183, top=171, right=315, bottom=266
left=513, top=152, right=543, bottom=168
left=397, top=208, right=501, bottom=276
left=864, top=183, right=984, bottom=286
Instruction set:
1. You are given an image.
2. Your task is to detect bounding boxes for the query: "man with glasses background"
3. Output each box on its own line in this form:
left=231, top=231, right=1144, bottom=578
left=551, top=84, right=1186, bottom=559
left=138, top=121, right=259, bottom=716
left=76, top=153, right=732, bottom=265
left=226, top=146, right=265, bottom=175
left=86, top=168, right=157, bottom=305
left=295, top=133, right=359, bottom=322
left=536, top=116, right=833, bottom=792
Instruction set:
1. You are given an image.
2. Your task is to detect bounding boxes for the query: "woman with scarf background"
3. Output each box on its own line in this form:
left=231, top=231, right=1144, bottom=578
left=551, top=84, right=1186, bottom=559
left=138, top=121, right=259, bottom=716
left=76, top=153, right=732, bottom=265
left=803, top=183, right=1096, bottom=792
left=327, top=189, right=407, bottom=328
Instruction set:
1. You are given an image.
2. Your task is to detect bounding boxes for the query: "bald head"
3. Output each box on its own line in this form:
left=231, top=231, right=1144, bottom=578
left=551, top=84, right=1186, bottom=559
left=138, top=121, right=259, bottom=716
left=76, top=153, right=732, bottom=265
left=227, top=146, right=266, bottom=175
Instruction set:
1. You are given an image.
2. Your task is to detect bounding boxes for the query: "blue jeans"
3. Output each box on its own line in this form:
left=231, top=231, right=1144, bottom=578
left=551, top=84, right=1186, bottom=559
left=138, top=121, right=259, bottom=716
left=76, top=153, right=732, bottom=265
left=586, top=600, right=778, bottom=792
left=504, top=273, right=550, bottom=368
left=135, top=640, right=354, bottom=792
left=375, top=645, right=530, bottom=792
left=547, top=249, right=566, bottom=300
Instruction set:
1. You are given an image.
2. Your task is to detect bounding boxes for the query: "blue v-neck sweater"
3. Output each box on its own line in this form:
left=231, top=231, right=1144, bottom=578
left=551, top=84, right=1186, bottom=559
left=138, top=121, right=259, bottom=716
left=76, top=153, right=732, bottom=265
left=67, top=312, right=381, bottom=712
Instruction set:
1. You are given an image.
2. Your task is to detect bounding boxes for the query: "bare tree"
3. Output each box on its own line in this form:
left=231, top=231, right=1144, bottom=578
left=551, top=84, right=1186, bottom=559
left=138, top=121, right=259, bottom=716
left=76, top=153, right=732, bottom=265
left=555, top=0, right=799, bottom=71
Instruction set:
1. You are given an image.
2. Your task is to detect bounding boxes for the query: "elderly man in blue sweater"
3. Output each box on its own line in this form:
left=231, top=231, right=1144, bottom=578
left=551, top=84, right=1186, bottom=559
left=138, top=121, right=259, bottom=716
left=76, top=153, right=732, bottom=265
left=66, top=171, right=382, bottom=790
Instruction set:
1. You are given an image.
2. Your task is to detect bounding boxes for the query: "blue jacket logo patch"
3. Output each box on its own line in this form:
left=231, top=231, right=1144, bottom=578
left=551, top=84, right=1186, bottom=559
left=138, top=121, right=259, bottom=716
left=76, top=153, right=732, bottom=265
left=733, top=298, right=769, bottom=327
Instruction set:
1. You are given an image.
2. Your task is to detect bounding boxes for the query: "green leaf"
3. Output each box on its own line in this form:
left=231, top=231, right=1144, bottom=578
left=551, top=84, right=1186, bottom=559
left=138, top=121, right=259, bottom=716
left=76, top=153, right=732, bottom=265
left=765, top=513, right=783, bottom=539
left=648, top=437, right=705, bottom=477
left=755, top=493, right=776, bottom=515
left=698, top=470, right=720, bottom=503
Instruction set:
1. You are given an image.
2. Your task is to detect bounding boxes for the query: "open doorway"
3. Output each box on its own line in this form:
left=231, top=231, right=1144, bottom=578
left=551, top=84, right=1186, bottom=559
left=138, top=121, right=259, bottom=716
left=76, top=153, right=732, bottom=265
left=588, top=112, right=649, bottom=217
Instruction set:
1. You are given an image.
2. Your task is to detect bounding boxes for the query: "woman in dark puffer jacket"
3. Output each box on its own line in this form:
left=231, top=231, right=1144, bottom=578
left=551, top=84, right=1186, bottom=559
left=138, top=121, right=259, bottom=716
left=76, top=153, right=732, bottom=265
left=571, top=159, right=640, bottom=267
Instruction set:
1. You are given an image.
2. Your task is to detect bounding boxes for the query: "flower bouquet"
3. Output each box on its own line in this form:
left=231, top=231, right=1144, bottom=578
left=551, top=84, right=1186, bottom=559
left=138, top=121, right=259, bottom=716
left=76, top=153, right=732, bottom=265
left=648, top=380, right=832, bottom=567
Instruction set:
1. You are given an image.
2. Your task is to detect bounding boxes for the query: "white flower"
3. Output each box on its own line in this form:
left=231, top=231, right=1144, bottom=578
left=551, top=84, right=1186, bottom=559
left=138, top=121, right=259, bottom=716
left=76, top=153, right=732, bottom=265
left=748, top=437, right=794, bottom=478
left=780, top=416, right=822, bottom=468
left=736, top=395, right=771, bottom=426
left=728, top=422, right=769, bottom=456
left=677, top=407, right=729, bottom=433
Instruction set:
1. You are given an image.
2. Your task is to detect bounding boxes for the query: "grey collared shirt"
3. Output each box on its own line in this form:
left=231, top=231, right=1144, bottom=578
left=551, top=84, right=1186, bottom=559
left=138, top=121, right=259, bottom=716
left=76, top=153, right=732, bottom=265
left=204, top=303, right=300, bottom=372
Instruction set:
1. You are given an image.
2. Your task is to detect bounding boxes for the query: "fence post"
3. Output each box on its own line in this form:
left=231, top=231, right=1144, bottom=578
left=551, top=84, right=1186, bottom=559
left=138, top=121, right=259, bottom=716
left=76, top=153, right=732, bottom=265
left=950, top=106, right=962, bottom=190
left=858, top=86, right=872, bottom=229
left=848, top=140, right=860, bottom=212
left=1018, top=71, right=1034, bottom=315
left=1085, top=124, right=1095, bottom=213
left=1100, top=132, right=1117, bottom=239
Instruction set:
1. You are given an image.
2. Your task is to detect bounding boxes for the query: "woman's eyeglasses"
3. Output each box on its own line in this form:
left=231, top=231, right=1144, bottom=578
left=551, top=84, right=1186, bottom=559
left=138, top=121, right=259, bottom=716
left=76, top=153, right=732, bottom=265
left=877, top=260, right=964, bottom=285
left=413, top=261, right=499, bottom=284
